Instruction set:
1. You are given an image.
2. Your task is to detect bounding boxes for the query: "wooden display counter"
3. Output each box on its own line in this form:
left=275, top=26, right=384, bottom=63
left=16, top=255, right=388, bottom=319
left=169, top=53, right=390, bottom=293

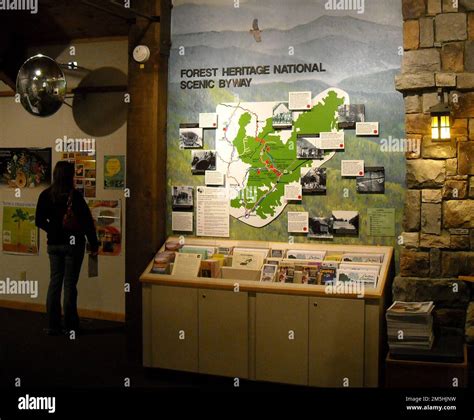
left=140, top=237, right=394, bottom=387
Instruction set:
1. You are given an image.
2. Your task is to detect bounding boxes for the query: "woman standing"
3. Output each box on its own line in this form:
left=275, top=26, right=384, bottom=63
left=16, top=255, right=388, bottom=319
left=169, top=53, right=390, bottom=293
left=36, top=161, right=99, bottom=335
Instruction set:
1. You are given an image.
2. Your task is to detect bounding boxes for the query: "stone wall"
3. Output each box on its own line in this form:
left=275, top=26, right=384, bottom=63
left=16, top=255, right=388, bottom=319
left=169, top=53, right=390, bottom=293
left=395, top=0, right=474, bottom=339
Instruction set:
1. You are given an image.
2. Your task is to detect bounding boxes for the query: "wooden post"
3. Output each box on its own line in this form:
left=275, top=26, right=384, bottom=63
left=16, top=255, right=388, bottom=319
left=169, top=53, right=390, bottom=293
left=126, top=0, right=171, bottom=362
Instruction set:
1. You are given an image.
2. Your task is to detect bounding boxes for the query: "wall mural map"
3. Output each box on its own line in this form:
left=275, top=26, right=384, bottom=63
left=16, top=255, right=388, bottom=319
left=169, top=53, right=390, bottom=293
left=216, top=89, right=348, bottom=227
left=167, top=0, right=405, bottom=249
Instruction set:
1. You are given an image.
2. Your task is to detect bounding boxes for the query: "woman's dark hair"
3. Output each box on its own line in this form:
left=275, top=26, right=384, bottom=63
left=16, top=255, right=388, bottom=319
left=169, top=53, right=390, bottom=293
left=50, top=161, right=75, bottom=203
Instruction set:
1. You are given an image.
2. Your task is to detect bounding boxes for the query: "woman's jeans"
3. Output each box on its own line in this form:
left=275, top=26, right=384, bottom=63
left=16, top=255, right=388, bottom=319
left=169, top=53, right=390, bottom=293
left=46, top=243, right=85, bottom=331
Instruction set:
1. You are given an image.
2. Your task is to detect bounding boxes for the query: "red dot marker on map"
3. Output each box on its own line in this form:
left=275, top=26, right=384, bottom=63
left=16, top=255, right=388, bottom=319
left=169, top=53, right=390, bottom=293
left=359, top=171, right=363, bottom=176
left=223, top=127, right=227, bottom=132
left=257, top=170, right=261, bottom=175
left=298, top=195, right=302, bottom=200
left=303, top=227, right=308, bottom=232
left=339, top=144, right=344, bottom=148
left=213, top=123, right=217, bottom=127
left=307, top=104, right=311, bottom=108
left=374, top=130, right=378, bottom=134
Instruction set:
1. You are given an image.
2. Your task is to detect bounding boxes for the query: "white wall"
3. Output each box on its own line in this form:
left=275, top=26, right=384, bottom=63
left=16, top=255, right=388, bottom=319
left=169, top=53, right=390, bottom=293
left=0, top=39, right=128, bottom=317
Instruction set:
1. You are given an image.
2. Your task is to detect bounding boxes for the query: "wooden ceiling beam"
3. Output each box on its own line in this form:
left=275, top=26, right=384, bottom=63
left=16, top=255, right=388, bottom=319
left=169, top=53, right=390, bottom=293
left=0, top=71, right=15, bottom=91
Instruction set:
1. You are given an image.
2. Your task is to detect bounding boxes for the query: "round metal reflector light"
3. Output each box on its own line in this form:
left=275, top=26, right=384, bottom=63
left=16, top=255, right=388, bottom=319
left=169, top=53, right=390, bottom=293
left=16, top=54, right=67, bottom=117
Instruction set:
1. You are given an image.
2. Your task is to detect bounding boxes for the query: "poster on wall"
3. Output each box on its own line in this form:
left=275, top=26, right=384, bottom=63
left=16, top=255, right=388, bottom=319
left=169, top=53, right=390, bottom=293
left=104, top=155, right=125, bottom=190
left=167, top=0, right=405, bottom=243
left=87, top=200, right=121, bottom=256
left=2, top=202, right=38, bottom=255
left=0, top=148, right=51, bottom=189
left=61, top=152, right=96, bottom=198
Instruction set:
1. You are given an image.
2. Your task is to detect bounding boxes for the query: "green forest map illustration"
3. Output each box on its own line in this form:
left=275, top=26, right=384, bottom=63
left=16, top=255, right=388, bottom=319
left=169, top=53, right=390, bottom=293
left=225, top=90, right=344, bottom=221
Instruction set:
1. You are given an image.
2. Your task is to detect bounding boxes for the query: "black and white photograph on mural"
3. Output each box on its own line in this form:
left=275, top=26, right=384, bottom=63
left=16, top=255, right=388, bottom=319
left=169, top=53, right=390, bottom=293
left=356, top=167, right=385, bottom=194
left=191, top=150, right=217, bottom=175
left=272, top=102, right=293, bottom=129
left=308, top=216, right=334, bottom=239
left=301, top=167, right=327, bottom=194
left=172, top=186, right=194, bottom=210
left=296, top=135, right=324, bottom=159
left=179, top=125, right=203, bottom=149
left=337, top=104, right=365, bottom=129
left=332, top=211, right=359, bottom=236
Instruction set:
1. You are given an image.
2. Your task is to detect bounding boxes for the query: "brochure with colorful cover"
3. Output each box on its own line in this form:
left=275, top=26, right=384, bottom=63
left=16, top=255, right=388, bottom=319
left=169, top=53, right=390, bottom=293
left=320, top=266, right=337, bottom=285
left=277, top=262, right=295, bottom=283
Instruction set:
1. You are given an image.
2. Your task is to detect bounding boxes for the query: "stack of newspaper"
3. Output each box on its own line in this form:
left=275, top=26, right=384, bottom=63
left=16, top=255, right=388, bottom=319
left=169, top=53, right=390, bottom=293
left=387, top=301, right=435, bottom=351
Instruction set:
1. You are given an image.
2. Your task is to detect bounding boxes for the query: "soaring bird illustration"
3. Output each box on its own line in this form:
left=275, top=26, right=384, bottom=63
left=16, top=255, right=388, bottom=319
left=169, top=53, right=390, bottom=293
left=250, top=18, right=262, bottom=43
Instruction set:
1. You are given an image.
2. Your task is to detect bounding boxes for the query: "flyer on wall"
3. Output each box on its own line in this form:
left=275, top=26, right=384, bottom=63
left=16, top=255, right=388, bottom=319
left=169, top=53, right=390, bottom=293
left=87, top=200, right=122, bottom=256
left=2, top=202, right=38, bottom=255
left=196, top=186, right=229, bottom=237
left=104, top=155, right=126, bottom=189
left=62, top=152, right=97, bottom=197
left=0, top=148, right=52, bottom=189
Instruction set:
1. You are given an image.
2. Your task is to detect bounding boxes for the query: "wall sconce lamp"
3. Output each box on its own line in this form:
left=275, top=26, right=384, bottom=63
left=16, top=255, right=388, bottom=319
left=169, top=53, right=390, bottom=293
left=429, top=89, right=452, bottom=141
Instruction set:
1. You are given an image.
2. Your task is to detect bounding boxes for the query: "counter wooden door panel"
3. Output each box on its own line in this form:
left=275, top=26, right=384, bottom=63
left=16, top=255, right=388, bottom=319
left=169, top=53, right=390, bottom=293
left=198, top=289, right=249, bottom=378
left=255, top=294, right=309, bottom=386
left=151, top=285, right=199, bottom=372
left=309, top=297, right=365, bottom=387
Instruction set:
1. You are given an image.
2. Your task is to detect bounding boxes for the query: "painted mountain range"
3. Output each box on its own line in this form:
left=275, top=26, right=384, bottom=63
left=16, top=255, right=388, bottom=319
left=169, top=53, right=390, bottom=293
left=170, top=15, right=402, bottom=86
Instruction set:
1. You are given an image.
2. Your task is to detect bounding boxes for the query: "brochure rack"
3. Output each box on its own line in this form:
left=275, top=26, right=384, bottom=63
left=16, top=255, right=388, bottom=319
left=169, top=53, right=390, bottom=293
left=140, top=237, right=394, bottom=387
